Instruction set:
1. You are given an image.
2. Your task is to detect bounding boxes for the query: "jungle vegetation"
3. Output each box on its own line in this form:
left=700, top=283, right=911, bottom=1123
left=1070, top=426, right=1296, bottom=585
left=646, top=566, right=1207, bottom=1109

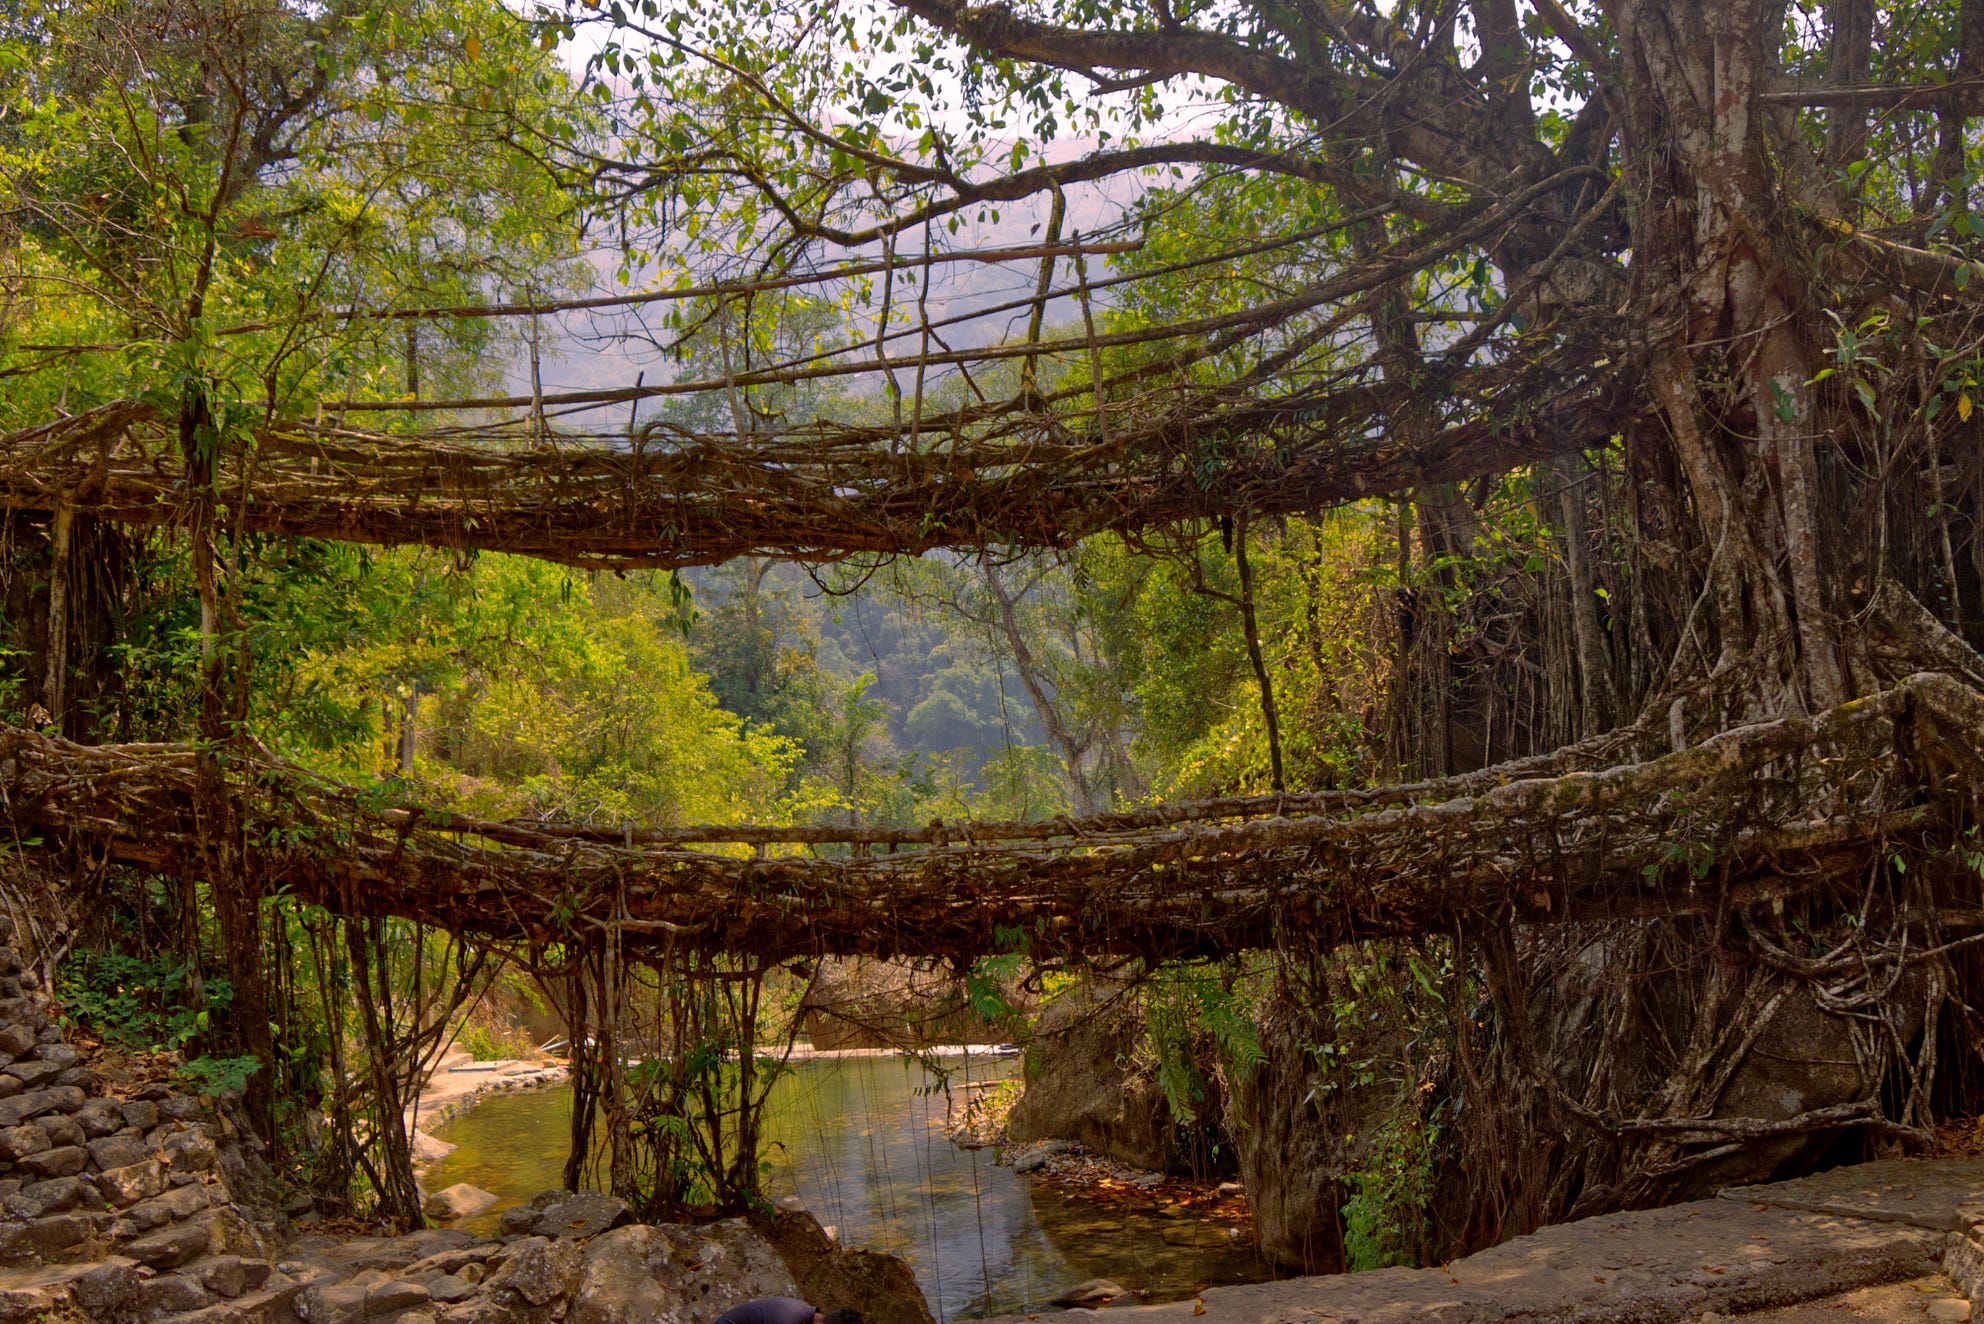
left=2, top=0, right=1982, bottom=1265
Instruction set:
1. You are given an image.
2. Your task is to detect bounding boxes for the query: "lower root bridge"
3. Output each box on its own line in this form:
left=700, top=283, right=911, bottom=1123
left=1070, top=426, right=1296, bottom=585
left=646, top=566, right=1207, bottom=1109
left=6, top=670, right=1978, bottom=965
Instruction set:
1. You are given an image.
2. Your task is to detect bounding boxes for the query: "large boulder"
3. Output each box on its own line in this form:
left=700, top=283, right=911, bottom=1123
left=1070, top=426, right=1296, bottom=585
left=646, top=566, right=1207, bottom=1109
left=498, top=1191, right=634, bottom=1239
left=1004, top=982, right=1183, bottom=1172
left=1222, top=948, right=1918, bottom=1274
left=1049, top=1278, right=1129, bottom=1306
left=483, top=1235, right=587, bottom=1309
left=277, top=1214, right=923, bottom=1324
left=1686, top=983, right=1919, bottom=1193
left=1479, top=929, right=1932, bottom=1237
left=757, top=1208, right=932, bottom=1324
left=1223, top=984, right=1395, bottom=1274
left=567, top=1219, right=796, bottom=1324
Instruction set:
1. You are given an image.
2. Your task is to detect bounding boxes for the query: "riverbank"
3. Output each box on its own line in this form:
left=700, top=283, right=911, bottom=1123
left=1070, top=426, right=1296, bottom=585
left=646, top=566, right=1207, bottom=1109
left=416, top=1040, right=1245, bottom=1286
left=411, top=1054, right=565, bottom=1128
left=945, top=1073, right=1251, bottom=1245
left=16, top=918, right=1976, bottom=1324
left=9, top=1131, right=1980, bottom=1324
left=1000, top=1139, right=1252, bottom=1247
left=410, top=1040, right=1012, bottom=1137
left=0, top=929, right=941, bottom=1324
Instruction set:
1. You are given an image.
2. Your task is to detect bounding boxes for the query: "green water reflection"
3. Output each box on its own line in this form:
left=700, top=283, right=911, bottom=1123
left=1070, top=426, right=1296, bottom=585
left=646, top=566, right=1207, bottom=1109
left=422, top=1055, right=1269, bottom=1320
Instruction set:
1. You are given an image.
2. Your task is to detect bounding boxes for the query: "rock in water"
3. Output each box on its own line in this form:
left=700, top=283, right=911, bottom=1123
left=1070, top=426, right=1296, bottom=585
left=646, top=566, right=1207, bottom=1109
left=423, top=1183, right=499, bottom=1220
left=1050, top=1279, right=1128, bottom=1307
left=410, top=1130, right=457, bottom=1164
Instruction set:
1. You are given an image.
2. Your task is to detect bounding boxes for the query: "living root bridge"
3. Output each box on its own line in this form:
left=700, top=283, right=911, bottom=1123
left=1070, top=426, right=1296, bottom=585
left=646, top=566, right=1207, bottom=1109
left=0, top=378, right=1619, bottom=570
left=6, top=672, right=1980, bottom=963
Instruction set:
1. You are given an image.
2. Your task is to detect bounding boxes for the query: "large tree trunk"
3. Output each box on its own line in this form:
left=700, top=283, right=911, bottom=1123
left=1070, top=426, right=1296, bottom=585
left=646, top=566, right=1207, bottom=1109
left=1609, top=0, right=1847, bottom=714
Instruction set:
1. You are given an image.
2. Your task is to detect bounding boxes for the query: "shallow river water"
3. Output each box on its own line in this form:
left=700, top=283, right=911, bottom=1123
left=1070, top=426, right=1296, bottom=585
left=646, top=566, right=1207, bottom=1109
left=420, top=1053, right=1272, bottom=1320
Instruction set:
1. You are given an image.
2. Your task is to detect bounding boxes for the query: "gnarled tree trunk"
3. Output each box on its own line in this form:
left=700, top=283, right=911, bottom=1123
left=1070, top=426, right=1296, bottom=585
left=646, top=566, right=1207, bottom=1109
left=1610, top=0, right=1846, bottom=714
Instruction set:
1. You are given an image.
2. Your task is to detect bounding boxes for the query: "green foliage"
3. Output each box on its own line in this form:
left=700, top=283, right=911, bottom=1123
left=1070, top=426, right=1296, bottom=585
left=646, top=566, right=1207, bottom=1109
left=249, top=551, right=804, bottom=828
left=618, top=960, right=796, bottom=1217
left=1142, top=961, right=1264, bottom=1128
left=453, top=1021, right=534, bottom=1062
left=1120, top=961, right=1268, bottom=1177
left=965, top=953, right=1024, bottom=1026
left=0, top=0, right=592, bottom=435
left=1285, top=942, right=1458, bottom=1269
left=58, top=950, right=231, bottom=1052
left=684, top=559, right=1070, bottom=829
left=1342, top=1107, right=1442, bottom=1271
left=177, top=1055, right=261, bottom=1098
left=1077, top=516, right=1386, bottom=798
left=971, top=745, right=1075, bottom=822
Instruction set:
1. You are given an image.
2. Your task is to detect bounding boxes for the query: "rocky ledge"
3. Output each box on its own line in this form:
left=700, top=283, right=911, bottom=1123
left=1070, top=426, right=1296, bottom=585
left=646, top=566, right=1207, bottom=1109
left=286, top=1194, right=928, bottom=1324
left=975, top=1156, right=1984, bottom=1324
left=0, top=1187, right=931, bottom=1324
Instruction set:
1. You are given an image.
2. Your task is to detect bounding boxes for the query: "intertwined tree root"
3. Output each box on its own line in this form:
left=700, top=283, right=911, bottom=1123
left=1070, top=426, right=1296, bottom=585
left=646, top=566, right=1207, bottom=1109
left=0, top=375, right=1615, bottom=571
left=4, top=669, right=1976, bottom=964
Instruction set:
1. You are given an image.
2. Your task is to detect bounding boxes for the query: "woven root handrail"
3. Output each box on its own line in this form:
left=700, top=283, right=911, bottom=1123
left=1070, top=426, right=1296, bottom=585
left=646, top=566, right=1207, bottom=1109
left=3, top=672, right=1976, bottom=963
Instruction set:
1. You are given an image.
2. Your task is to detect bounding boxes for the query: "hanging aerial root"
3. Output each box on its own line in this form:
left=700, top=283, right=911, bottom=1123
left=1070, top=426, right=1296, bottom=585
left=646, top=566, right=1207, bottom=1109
left=1, top=671, right=1976, bottom=962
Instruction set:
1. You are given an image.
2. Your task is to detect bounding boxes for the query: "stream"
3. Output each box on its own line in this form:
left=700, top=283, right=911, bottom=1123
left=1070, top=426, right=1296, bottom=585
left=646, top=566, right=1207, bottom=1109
left=419, top=1053, right=1273, bottom=1320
